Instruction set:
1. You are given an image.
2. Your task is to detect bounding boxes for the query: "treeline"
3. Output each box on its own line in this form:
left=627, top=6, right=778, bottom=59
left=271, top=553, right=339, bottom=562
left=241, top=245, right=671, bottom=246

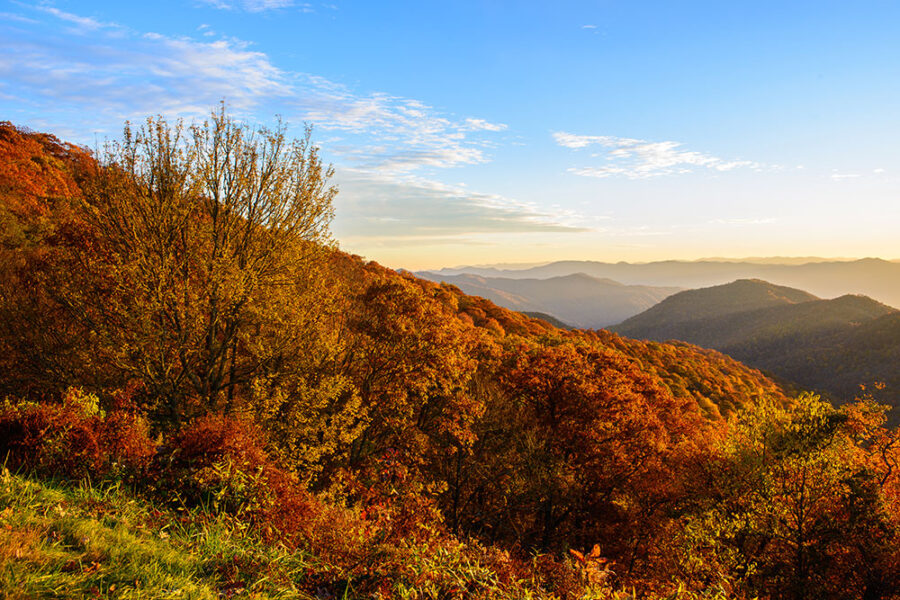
left=2, top=114, right=900, bottom=599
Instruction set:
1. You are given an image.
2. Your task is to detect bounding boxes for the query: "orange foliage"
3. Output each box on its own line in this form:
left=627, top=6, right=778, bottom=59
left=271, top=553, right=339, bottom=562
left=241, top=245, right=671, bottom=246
left=0, top=121, right=91, bottom=219
left=158, top=413, right=319, bottom=542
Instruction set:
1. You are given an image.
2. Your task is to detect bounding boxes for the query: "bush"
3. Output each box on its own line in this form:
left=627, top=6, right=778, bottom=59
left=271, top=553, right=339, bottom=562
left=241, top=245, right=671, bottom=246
left=157, top=413, right=321, bottom=543
left=0, top=388, right=155, bottom=480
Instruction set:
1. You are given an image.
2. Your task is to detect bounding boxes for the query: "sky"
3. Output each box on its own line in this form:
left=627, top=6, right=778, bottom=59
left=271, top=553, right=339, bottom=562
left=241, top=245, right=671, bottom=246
left=2, top=0, right=899, bottom=270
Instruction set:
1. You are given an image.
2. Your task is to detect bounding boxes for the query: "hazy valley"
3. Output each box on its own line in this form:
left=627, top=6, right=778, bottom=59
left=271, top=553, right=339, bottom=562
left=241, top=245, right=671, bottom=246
left=415, top=271, right=681, bottom=328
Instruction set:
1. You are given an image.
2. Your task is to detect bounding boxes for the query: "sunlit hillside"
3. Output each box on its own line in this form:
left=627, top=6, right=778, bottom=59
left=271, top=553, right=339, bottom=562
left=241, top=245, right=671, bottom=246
left=2, top=117, right=900, bottom=600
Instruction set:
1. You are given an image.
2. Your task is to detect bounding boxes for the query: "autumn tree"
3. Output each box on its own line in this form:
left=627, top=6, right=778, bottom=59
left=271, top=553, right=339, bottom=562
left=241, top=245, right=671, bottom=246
left=670, top=394, right=900, bottom=599
left=53, top=106, right=336, bottom=422
left=442, top=336, right=705, bottom=572
left=338, top=270, right=484, bottom=491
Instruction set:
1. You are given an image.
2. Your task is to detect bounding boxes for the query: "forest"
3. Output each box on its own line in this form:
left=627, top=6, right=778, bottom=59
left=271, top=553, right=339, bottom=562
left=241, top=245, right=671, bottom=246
left=2, top=112, right=900, bottom=600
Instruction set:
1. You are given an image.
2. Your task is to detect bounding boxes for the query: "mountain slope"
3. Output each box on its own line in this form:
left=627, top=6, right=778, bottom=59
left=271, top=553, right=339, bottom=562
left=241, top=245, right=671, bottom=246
left=613, top=279, right=818, bottom=338
left=612, top=279, right=899, bottom=414
left=416, top=271, right=681, bottom=328
left=751, top=311, right=900, bottom=410
left=13, top=119, right=887, bottom=599
left=402, top=273, right=790, bottom=420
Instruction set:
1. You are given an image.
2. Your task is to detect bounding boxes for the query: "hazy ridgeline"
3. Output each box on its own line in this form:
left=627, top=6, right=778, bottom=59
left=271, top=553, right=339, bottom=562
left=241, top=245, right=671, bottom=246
left=432, top=258, right=900, bottom=308
left=415, top=271, right=681, bottom=328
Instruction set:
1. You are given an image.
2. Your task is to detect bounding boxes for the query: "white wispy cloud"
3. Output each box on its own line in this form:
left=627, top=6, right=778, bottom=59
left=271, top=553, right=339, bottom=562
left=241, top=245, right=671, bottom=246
left=3, top=7, right=506, bottom=170
left=554, top=132, right=766, bottom=178
left=334, top=170, right=588, bottom=241
left=197, top=0, right=312, bottom=12
left=0, top=11, right=38, bottom=24
left=6, top=5, right=509, bottom=174
left=462, top=118, right=507, bottom=132
left=32, top=5, right=121, bottom=31
left=0, top=29, right=290, bottom=120
left=294, top=76, right=507, bottom=172
left=830, top=173, right=861, bottom=181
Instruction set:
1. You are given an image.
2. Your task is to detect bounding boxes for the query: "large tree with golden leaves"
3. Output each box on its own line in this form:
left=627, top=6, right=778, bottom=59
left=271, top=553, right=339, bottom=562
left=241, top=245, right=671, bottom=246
left=53, top=106, right=337, bottom=422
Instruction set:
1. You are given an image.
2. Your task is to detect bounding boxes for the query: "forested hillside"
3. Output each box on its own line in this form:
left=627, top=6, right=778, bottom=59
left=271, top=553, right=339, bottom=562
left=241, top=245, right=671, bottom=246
left=613, top=279, right=819, bottom=334
left=613, top=279, right=900, bottom=417
left=3, top=116, right=900, bottom=599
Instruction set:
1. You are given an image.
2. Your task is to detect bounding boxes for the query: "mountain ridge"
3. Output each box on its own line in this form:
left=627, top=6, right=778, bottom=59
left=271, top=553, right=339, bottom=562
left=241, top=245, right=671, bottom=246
left=432, top=258, right=900, bottom=307
left=612, top=279, right=900, bottom=417
left=416, top=270, right=681, bottom=328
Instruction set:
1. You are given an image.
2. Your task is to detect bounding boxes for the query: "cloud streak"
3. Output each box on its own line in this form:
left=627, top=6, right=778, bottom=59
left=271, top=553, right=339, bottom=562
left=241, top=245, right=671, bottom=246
left=554, top=132, right=766, bottom=178
left=295, top=75, right=507, bottom=172
left=32, top=5, right=123, bottom=31
left=333, top=170, right=588, bottom=241
left=197, top=0, right=312, bottom=12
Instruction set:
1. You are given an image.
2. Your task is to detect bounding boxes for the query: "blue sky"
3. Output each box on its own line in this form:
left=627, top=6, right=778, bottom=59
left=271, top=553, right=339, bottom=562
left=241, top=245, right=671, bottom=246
left=2, top=0, right=899, bottom=269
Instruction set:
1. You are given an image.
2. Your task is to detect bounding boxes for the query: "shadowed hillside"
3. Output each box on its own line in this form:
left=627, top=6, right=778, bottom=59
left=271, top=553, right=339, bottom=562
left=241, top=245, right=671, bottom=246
left=613, top=279, right=900, bottom=415
left=613, top=279, right=818, bottom=336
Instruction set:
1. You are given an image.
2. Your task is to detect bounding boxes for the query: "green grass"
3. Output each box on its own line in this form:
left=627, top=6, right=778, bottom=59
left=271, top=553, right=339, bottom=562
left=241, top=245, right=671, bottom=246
left=0, top=468, right=316, bottom=599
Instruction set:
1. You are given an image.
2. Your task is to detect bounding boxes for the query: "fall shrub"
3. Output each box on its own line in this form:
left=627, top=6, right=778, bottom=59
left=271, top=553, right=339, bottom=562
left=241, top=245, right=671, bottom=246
left=99, top=404, right=157, bottom=475
left=0, top=388, right=154, bottom=480
left=157, top=413, right=323, bottom=543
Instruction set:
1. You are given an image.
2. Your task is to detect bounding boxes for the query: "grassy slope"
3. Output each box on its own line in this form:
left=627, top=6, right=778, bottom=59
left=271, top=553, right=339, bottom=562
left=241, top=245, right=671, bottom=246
left=0, top=468, right=583, bottom=600
left=0, top=468, right=316, bottom=599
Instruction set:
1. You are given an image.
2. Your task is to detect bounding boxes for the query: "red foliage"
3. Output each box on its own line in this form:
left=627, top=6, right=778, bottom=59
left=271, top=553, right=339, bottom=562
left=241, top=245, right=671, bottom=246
left=0, top=389, right=154, bottom=480
left=165, top=413, right=271, bottom=473
left=159, top=413, right=322, bottom=544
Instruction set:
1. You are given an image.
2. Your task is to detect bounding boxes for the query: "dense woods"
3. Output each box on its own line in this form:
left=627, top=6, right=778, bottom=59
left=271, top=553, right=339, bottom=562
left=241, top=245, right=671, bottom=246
left=2, top=116, right=900, bottom=599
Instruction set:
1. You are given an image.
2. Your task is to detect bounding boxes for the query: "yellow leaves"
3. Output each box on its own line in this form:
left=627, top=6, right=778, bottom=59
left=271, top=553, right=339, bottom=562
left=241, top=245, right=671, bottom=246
left=39, top=106, right=340, bottom=420
left=61, top=387, right=104, bottom=418
left=569, top=545, right=614, bottom=588
left=251, top=374, right=367, bottom=481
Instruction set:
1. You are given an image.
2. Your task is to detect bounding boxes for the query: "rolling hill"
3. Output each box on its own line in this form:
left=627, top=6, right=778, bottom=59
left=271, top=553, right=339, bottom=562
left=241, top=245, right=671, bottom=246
left=612, top=279, right=900, bottom=414
left=5, top=118, right=899, bottom=600
left=415, top=271, right=681, bottom=328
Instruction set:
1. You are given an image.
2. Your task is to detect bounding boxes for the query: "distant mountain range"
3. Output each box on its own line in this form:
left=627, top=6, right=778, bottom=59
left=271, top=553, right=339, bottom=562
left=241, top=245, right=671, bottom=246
left=415, top=272, right=681, bottom=328
left=612, top=279, right=900, bottom=416
left=432, top=258, right=900, bottom=308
